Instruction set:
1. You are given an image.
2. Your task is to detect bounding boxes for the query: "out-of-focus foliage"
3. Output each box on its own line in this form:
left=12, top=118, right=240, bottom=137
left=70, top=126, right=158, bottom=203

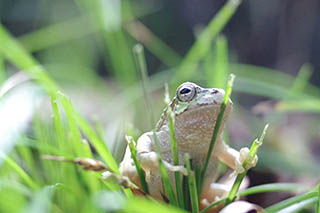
left=0, top=0, right=319, bottom=212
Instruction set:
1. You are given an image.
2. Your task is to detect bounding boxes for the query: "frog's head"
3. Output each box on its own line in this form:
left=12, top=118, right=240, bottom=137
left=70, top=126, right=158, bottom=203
left=172, top=82, right=233, bottom=152
left=174, top=82, right=232, bottom=114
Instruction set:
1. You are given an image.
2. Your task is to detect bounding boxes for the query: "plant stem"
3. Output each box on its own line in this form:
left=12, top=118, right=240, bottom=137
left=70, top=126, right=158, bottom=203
left=127, top=136, right=149, bottom=194
left=224, top=124, right=269, bottom=206
left=265, top=190, right=318, bottom=212
left=165, top=84, right=185, bottom=208
left=185, top=154, right=199, bottom=213
left=200, top=74, right=235, bottom=192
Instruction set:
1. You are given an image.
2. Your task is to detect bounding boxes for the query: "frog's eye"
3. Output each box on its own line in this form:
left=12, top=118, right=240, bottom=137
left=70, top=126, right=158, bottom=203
left=176, top=83, right=196, bottom=102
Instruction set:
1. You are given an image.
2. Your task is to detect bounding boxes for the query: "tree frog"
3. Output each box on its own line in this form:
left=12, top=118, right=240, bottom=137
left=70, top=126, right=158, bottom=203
left=120, top=82, right=257, bottom=205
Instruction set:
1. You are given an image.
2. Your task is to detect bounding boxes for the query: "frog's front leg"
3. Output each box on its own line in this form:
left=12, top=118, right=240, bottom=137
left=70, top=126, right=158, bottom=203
left=213, top=137, right=258, bottom=174
left=136, top=132, right=187, bottom=180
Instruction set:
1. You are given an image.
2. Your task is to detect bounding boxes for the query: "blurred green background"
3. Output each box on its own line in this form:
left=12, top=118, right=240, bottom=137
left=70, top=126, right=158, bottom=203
left=0, top=0, right=319, bottom=212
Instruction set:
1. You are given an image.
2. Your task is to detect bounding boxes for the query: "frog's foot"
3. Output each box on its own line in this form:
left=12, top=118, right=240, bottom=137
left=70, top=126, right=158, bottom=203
left=137, top=151, right=160, bottom=171
left=162, top=161, right=187, bottom=176
left=239, top=147, right=258, bottom=169
left=200, top=183, right=229, bottom=211
left=234, top=148, right=258, bottom=174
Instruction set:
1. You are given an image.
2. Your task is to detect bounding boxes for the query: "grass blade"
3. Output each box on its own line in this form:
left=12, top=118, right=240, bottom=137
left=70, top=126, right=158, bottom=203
left=75, top=114, right=119, bottom=173
left=318, top=184, right=320, bottom=213
left=0, top=151, right=39, bottom=190
left=23, top=186, right=55, bottom=213
left=200, top=198, right=227, bottom=213
left=265, top=190, right=318, bottom=213
left=125, top=20, right=182, bottom=68
left=159, top=161, right=178, bottom=206
left=205, top=35, right=228, bottom=88
left=224, top=124, right=269, bottom=206
left=0, top=24, right=58, bottom=96
left=174, top=0, right=241, bottom=83
left=164, top=84, right=185, bottom=208
left=240, top=183, right=309, bottom=196
left=126, top=136, right=149, bottom=194
left=184, top=154, right=199, bottom=213
left=290, top=63, right=313, bottom=96
left=200, top=74, right=235, bottom=191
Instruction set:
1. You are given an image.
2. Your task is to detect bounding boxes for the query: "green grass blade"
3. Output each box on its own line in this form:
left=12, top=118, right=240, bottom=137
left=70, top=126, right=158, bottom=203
left=0, top=23, right=58, bottom=96
left=174, top=0, right=241, bottom=83
left=240, top=183, right=309, bottom=196
left=290, top=63, right=313, bottom=96
left=318, top=184, right=320, bottom=213
left=165, top=84, right=184, bottom=208
left=124, top=197, right=186, bottom=213
left=56, top=92, right=88, bottom=157
left=23, top=186, right=55, bottom=213
left=75, top=114, right=119, bottom=173
left=200, top=74, right=235, bottom=191
left=265, top=190, right=318, bottom=213
left=184, top=154, right=199, bottom=213
left=224, top=124, right=268, bottom=206
left=183, top=175, right=191, bottom=211
left=127, top=136, right=149, bottom=194
left=205, top=35, right=228, bottom=88
left=18, top=17, right=97, bottom=52
left=50, top=95, right=66, bottom=151
left=0, top=151, right=39, bottom=190
left=159, top=161, right=178, bottom=206
left=0, top=56, right=5, bottom=84
left=201, top=183, right=309, bottom=213
left=200, top=198, right=227, bottom=213
left=133, top=43, right=155, bottom=128
left=126, top=21, right=182, bottom=68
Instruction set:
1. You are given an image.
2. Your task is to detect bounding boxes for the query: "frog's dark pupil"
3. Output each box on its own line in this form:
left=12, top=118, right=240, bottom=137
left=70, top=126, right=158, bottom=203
left=180, top=88, right=191, bottom=94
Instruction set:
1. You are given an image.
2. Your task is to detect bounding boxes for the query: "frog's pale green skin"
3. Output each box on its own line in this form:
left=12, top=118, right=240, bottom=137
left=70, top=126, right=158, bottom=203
left=120, top=82, right=257, bottom=206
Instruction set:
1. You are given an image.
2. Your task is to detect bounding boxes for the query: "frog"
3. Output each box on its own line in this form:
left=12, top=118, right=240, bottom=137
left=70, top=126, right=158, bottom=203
left=119, top=82, right=257, bottom=206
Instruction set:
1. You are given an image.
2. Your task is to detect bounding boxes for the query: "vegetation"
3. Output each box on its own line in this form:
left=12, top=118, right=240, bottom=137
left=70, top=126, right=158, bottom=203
left=0, top=0, right=319, bottom=212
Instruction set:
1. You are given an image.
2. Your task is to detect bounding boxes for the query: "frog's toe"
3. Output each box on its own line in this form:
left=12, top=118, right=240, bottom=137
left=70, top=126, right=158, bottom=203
left=162, top=161, right=187, bottom=175
left=234, top=158, right=245, bottom=174
left=239, top=147, right=258, bottom=169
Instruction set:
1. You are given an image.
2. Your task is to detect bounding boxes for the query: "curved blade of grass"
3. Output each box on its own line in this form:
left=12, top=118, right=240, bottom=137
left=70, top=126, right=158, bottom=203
left=240, top=183, right=309, bottom=196
left=18, top=17, right=97, bottom=52
left=125, top=20, right=181, bottom=68
left=0, top=151, right=39, bottom=190
left=265, top=190, right=318, bottom=213
left=224, top=124, right=268, bottom=206
left=0, top=24, right=58, bottom=96
left=204, top=183, right=308, bottom=212
left=75, top=114, right=119, bottom=173
left=201, top=183, right=309, bottom=213
left=0, top=22, right=123, bottom=180
left=174, top=0, right=241, bottom=83
left=200, top=74, right=235, bottom=191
